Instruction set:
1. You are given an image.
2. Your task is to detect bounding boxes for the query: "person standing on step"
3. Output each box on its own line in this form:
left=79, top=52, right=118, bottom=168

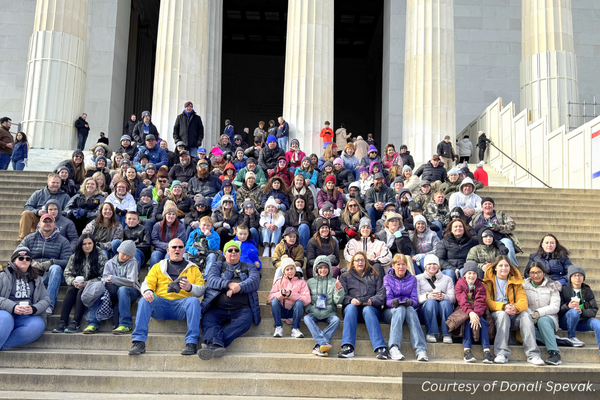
left=132, top=111, right=159, bottom=146
left=53, top=234, right=106, bottom=334
left=457, top=135, right=473, bottom=164
left=199, top=240, right=260, bottom=360
left=524, top=234, right=571, bottom=286
left=338, top=251, right=388, bottom=360
left=0, top=247, right=50, bottom=350
left=476, top=131, right=490, bottom=163
left=437, top=135, right=457, bottom=172
left=19, top=173, right=70, bottom=241
left=269, top=256, right=311, bottom=339
left=276, top=116, right=290, bottom=151
left=483, top=255, right=544, bottom=365
left=304, top=256, right=344, bottom=357
left=173, top=101, right=204, bottom=156
left=129, top=238, right=205, bottom=356
left=74, top=113, right=90, bottom=151
left=0, top=117, right=14, bottom=170
left=558, top=265, right=600, bottom=352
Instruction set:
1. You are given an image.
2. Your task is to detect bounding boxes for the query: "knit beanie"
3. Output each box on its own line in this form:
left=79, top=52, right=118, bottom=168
left=221, top=179, right=233, bottom=189
left=265, top=196, right=280, bottom=210
left=402, top=165, right=412, bottom=174
left=448, top=168, right=458, bottom=176
left=95, top=156, right=107, bottom=166
left=242, top=199, right=256, bottom=210
left=359, top=167, right=369, bottom=174
left=567, top=265, right=586, bottom=281
left=324, top=175, right=337, bottom=186
left=267, top=135, right=277, bottom=143
left=359, top=216, right=371, bottom=230
left=72, top=150, right=84, bottom=158
left=221, top=194, right=234, bottom=203
left=211, top=146, right=223, bottom=156
left=11, top=246, right=32, bottom=263
left=462, top=261, right=479, bottom=275
left=476, top=161, right=484, bottom=168
left=314, top=218, right=330, bottom=231
left=157, top=166, right=169, bottom=179
left=392, top=176, right=404, bottom=185
left=119, top=159, right=132, bottom=167
left=246, top=157, right=257, bottom=165
left=195, top=196, right=208, bottom=207
left=481, top=197, right=495, bottom=206
left=423, top=254, right=440, bottom=267
left=117, top=240, right=137, bottom=259
left=170, top=180, right=183, bottom=190
left=140, top=187, right=153, bottom=198
left=245, top=171, right=256, bottom=181
left=333, top=158, right=343, bottom=166
left=236, top=147, right=245, bottom=154
left=145, top=163, right=156, bottom=171
left=301, top=156, right=311, bottom=164
left=279, top=256, right=296, bottom=272
left=162, top=200, right=178, bottom=217
left=323, top=161, right=334, bottom=170
left=223, top=240, right=241, bottom=253
left=368, top=145, right=378, bottom=153
left=321, top=202, right=334, bottom=212
left=414, top=215, right=427, bottom=226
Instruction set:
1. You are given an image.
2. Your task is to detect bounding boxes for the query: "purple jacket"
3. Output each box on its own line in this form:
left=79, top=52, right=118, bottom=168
left=316, top=189, right=345, bottom=210
left=383, top=268, right=418, bottom=309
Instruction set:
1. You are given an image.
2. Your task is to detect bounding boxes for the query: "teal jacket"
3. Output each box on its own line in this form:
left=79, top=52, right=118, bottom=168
left=305, top=260, right=345, bottom=320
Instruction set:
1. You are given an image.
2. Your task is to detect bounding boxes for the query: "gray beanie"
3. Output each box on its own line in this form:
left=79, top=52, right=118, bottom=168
left=462, top=261, right=479, bottom=275
left=359, top=216, right=372, bottom=230
left=140, top=187, right=153, bottom=198
left=567, top=265, right=586, bottom=281
left=117, top=240, right=137, bottom=259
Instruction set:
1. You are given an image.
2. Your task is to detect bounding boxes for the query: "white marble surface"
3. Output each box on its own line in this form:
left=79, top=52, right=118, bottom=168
left=6, top=148, right=92, bottom=172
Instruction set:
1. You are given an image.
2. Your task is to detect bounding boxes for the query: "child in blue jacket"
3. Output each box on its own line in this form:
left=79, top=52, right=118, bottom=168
left=186, top=216, right=220, bottom=275
left=234, top=224, right=261, bottom=270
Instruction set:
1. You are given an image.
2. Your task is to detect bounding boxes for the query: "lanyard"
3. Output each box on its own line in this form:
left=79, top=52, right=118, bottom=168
left=495, top=276, right=507, bottom=302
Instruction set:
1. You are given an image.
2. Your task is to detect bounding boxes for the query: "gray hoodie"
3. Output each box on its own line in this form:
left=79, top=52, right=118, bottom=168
left=102, top=255, right=140, bottom=291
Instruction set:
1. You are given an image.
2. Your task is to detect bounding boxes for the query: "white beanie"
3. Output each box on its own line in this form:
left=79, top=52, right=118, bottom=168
left=423, top=254, right=439, bottom=267
left=265, top=196, right=280, bottom=210
left=280, top=256, right=296, bottom=271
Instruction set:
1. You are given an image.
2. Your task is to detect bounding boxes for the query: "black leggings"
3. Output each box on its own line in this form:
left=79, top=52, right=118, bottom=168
left=478, top=148, right=486, bottom=162
left=458, top=156, right=470, bottom=164
left=216, top=227, right=235, bottom=249
left=60, top=286, right=86, bottom=325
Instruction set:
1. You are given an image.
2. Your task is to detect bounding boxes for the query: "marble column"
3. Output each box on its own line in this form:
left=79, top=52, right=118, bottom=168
left=151, top=0, right=222, bottom=149
left=521, top=0, right=579, bottom=132
left=283, top=0, right=334, bottom=156
left=402, top=0, right=456, bottom=164
left=21, top=0, right=89, bottom=150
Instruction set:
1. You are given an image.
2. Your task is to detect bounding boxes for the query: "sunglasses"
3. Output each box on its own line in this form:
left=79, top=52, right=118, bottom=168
left=18, top=256, right=32, bottom=262
left=349, top=204, right=358, bottom=207
left=198, top=164, right=209, bottom=168
left=227, top=248, right=240, bottom=253
left=170, top=246, right=184, bottom=249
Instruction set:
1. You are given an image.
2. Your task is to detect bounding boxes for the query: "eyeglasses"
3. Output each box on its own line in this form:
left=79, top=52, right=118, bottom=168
left=170, top=246, right=184, bottom=249
left=227, top=248, right=240, bottom=253
left=354, top=259, right=365, bottom=263
left=17, top=256, right=32, bottom=262
left=529, top=271, right=544, bottom=276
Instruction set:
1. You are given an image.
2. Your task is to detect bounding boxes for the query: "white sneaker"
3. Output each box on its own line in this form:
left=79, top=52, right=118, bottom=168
left=273, top=326, right=283, bottom=337
left=262, top=246, right=270, bottom=257
left=45, top=306, right=53, bottom=316
left=527, top=356, right=545, bottom=366
left=442, top=335, right=452, bottom=344
left=426, top=334, right=437, bottom=343
left=569, top=337, right=585, bottom=347
left=291, top=328, right=304, bottom=338
left=494, top=354, right=508, bottom=364
left=389, top=346, right=405, bottom=361
left=416, top=351, right=428, bottom=362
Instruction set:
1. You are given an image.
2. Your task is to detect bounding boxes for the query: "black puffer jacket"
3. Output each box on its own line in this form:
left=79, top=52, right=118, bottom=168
left=558, top=282, right=598, bottom=319
left=173, top=111, right=204, bottom=148
left=414, top=160, right=447, bottom=183
left=258, top=145, right=285, bottom=172
left=117, top=144, right=138, bottom=160
left=123, top=224, right=152, bottom=255
left=168, top=162, right=196, bottom=183
left=306, top=236, right=340, bottom=269
left=333, top=167, right=355, bottom=193
left=340, top=267, right=386, bottom=310
left=64, top=192, right=105, bottom=220
left=436, top=233, right=479, bottom=271
left=136, top=199, right=157, bottom=221
left=240, top=209, right=261, bottom=230
left=211, top=205, right=241, bottom=229
left=123, top=119, right=136, bottom=136
left=132, top=121, right=159, bottom=145
left=187, top=174, right=221, bottom=199
left=400, top=151, right=415, bottom=169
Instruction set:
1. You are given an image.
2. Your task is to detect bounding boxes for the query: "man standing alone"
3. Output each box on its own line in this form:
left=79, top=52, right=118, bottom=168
left=437, top=135, right=456, bottom=172
left=173, top=101, right=204, bottom=156
left=75, top=113, right=90, bottom=151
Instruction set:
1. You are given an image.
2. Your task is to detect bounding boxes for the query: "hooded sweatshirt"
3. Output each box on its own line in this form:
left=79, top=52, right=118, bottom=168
left=466, top=229, right=509, bottom=270
left=448, top=178, right=482, bottom=213
left=102, top=254, right=140, bottom=290
left=45, top=199, right=78, bottom=251
left=305, top=259, right=345, bottom=320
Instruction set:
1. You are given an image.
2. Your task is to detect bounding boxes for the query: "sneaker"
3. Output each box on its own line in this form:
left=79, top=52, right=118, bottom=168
left=291, top=328, right=304, bottom=338
left=64, top=323, right=80, bottom=334
left=197, top=343, right=226, bottom=360
left=483, top=351, right=494, bottom=364
left=320, top=343, right=333, bottom=353
left=494, top=354, right=508, bottom=364
left=181, top=343, right=197, bottom=356
left=463, top=349, right=476, bottom=363
left=46, top=306, right=53, bottom=316
left=545, top=350, right=562, bottom=366
left=527, top=355, right=545, bottom=366
left=112, top=326, right=133, bottom=335
left=129, top=341, right=146, bottom=355
left=426, top=334, right=437, bottom=343
left=262, top=246, right=270, bottom=257
left=416, top=351, right=429, bottom=362
left=569, top=337, right=585, bottom=347
left=555, top=335, right=574, bottom=347
left=389, top=345, right=405, bottom=361
left=442, top=335, right=453, bottom=344
left=312, top=345, right=328, bottom=357
left=52, top=321, right=66, bottom=334
left=338, top=344, right=355, bottom=358
left=82, top=325, right=98, bottom=334
left=273, top=326, right=283, bottom=337
left=376, top=347, right=389, bottom=360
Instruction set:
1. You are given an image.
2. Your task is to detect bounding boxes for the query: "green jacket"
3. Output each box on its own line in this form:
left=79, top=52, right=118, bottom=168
left=232, top=166, right=267, bottom=188
left=305, top=260, right=344, bottom=320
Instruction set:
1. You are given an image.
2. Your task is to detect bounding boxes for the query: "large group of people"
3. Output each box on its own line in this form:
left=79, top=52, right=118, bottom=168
left=1, top=106, right=598, bottom=367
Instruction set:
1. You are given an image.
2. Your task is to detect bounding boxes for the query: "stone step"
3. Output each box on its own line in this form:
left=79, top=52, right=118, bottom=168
left=0, top=193, right=37, bottom=201
left=0, top=171, right=54, bottom=178
left=0, top=392, right=362, bottom=400
left=0, top=368, right=403, bottom=399
left=479, top=187, right=600, bottom=195
left=516, top=223, right=600, bottom=234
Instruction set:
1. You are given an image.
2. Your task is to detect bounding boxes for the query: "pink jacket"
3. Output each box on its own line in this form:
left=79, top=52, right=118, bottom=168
left=285, top=149, right=306, bottom=169
left=268, top=275, right=311, bottom=310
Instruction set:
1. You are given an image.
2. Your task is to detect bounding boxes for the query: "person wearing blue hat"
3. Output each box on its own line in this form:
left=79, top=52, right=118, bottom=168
left=258, top=135, right=285, bottom=176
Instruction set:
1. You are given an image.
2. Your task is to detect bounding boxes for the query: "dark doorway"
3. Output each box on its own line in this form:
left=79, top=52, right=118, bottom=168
left=334, top=1, right=384, bottom=147
left=221, top=0, right=288, bottom=140
left=123, top=0, right=160, bottom=126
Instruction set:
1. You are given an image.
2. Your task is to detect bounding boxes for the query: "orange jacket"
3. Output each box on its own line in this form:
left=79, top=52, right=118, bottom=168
left=483, top=264, right=528, bottom=313
left=320, top=127, right=334, bottom=143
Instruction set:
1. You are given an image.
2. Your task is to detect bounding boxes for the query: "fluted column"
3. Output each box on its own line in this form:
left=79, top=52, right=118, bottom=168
left=283, top=0, right=334, bottom=156
left=151, top=0, right=222, bottom=149
left=402, top=0, right=456, bottom=164
left=21, top=0, right=89, bottom=149
left=521, top=0, right=578, bottom=131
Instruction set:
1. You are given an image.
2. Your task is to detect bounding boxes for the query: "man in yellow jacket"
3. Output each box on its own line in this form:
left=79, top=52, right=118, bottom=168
left=129, top=238, right=205, bottom=356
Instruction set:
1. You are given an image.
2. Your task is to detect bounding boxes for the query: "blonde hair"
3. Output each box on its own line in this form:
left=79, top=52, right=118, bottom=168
left=392, top=254, right=415, bottom=276
left=80, top=177, right=102, bottom=198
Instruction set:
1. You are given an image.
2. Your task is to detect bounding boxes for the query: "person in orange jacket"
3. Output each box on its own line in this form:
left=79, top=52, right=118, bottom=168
left=320, top=121, right=334, bottom=150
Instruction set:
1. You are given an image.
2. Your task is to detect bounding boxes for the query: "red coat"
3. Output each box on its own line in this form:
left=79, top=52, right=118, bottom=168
left=455, top=277, right=487, bottom=317
left=269, top=165, right=294, bottom=187
left=474, top=168, right=488, bottom=187
left=285, top=149, right=306, bottom=169
left=320, top=127, right=334, bottom=143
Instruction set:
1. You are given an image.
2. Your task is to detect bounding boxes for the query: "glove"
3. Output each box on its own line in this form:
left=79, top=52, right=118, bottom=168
left=167, top=276, right=187, bottom=293
left=39, top=260, right=53, bottom=271
left=403, top=299, right=413, bottom=307
left=223, top=223, right=231, bottom=230
left=328, top=254, right=337, bottom=264
left=191, top=221, right=200, bottom=229
left=414, top=254, right=424, bottom=262
left=393, top=230, right=403, bottom=238
left=532, top=311, right=540, bottom=323
left=391, top=299, right=400, bottom=308
left=77, top=209, right=86, bottom=218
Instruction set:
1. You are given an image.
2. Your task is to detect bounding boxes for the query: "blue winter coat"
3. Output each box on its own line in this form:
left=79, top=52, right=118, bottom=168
left=525, top=253, right=572, bottom=284
left=261, top=189, right=289, bottom=209
left=223, top=125, right=235, bottom=143
left=212, top=189, right=238, bottom=211
left=134, top=145, right=168, bottom=169
left=201, top=260, right=261, bottom=326
left=185, top=227, right=220, bottom=256
left=294, top=167, right=318, bottom=186
left=232, top=156, right=247, bottom=172
left=11, top=141, right=28, bottom=162
left=234, top=236, right=262, bottom=270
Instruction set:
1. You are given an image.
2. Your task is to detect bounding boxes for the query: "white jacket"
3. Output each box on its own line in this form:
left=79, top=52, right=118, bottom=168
left=105, top=192, right=136, bottom=212
left=404, top=175, right=421, bottom=194
left=344, top=236, right=392, bottom=265
left=523, top=277, right=561, bottom=331
left=457, top=138, right=473, bottom=157
left=358, top=177, right=373, bottom=196
left=416, top=270, right=456, bottom=305
left=449, top=178, right=482, bottom=213
left=260, top=211, right=285, bottom=229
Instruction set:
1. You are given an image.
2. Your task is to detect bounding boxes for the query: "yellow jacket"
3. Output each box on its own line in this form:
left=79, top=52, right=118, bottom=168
left=141, top=259, right=205, bottom=301
left=483, top=263, right=528, bottom=313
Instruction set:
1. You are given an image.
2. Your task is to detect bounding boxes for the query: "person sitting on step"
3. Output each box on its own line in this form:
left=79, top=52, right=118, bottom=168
left=524, top=234, right=572, bottom=286
left=129, top=238, right=205, bottom=356
left=272, top=227, right=305, bottom=281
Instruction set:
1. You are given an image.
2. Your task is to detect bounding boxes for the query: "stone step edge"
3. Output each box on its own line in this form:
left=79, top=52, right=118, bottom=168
left=0, top=392, right=369, bottom=400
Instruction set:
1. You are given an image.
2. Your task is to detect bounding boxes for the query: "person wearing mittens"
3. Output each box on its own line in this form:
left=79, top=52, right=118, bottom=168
left=383, top=254, right=429, bottom=362
left=268, top=256, right=311, bottom=339
left=338, top=251, right=388, bottom=360
left=416, top=254, right=456, bottom=344
left=558, top=265, right=600, bottom=351
left=0, top=247, right=50, bottom=350
left=304, top=256, right=344, bottom=357
left=454, top=261, right=493, bottom=364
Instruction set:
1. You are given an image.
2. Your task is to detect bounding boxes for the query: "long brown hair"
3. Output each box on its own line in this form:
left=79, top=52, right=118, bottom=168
left=72, top=159, right=86, bottom=185
left=322, top=143, right=336, bottom=160
left=160, top=208, right=180, bottom=242
left=264, top=176, right=288, bottom=194
left=313, top=223, right=333, bottom=248
left=95, top=202, right=119, bottom=228
left=345, top=251, right=377, bottom=276
left=443, top=218, right=472, bottom=240
left=340, top=198, right=366, bottom=227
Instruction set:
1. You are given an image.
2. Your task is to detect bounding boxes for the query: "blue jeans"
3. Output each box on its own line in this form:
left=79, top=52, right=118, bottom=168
left=383, top=306, right=427, bottom=353
left=0, top=311, right=45, bottom=350
left=366, top=207, right=382, bottom=230
left=560, top=309, right=600, bottom=349
left=414, top=259, right=425, bottom=274
left=77, top=133, right=88, bottom=151
left=431, top=221, right=444, bottom=240
left=44, top=264, right=65, bottom=309
left=442, top=269, right=457, bottom=284
left=342, top=304, right=386, bottom=351
left=201, top=306, right=253, bottom=348
left=102, top=239, right=124, bottom=261
left=150, top=250, right=167, bottom=267
left=111, top=239, right=145, bottom=271
left=298, top=223, right=310, bottom=249
left=132, top=296, right=201, bottom=344
left=249, top=227, right=259, bottom=245
left=418, top=299, right=453, bottom=336
left=12, top=160, right=25, bottom=171
left=188, top=147, right=198, bottom=157
left=271, top=299, right=304, bottom=329
left=261, top=227, right=282, bottom=245
left=500, top=238, right=518, bottom=266
left=277, top=137, right=288, bottom=151
left=304, top=314, right=341, bottom=346
left=200, top=253, right=218, bottom=277
left=0, top=153, right=10, bottom=170
left=88, top=286, right=140, bottom=328
left=463, top=316, right=490, bottom=349
left=116, top=214, right=126, bottom=228
left=143, top=219, right=156, bottom=233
